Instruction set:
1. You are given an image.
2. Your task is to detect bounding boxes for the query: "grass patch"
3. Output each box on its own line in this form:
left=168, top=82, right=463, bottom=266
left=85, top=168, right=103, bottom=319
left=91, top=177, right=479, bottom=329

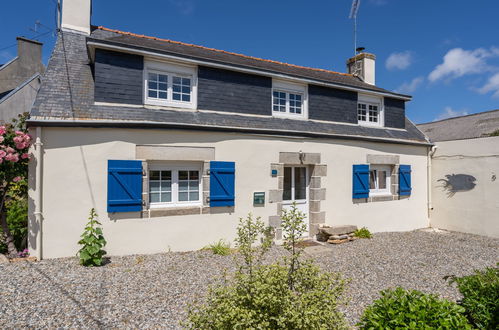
left=354, top=227, right=372, bottom=239
left=203, top=239, right=232, bottom=256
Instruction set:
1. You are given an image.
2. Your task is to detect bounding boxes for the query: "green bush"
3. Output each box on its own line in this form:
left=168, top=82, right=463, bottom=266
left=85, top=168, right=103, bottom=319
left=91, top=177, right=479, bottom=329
left=358, top=287, right=472, bottom=329
left=354, top=227, right=372, bottom=239
left=204, top=239, right=232, bottom=256
left=77, top=208, right=107, bottom=267
left=185, top=206, right=348, bottom=329
left=448, top=265, right=499, bottom=329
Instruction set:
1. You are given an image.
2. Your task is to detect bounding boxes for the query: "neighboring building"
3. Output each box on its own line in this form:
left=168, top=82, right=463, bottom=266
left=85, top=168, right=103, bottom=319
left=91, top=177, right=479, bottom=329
left=418, top=110, right=499, bottom=238
left=0, top=37, right=44, bottom=123
left=27, top=0, right=431, bottom=259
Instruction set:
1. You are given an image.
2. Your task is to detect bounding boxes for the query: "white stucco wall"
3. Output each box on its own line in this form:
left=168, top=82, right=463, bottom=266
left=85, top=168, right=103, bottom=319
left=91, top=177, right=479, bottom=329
left=28, top=127, right=429, bottom=258
left=430, top=136, right=499, bottom=238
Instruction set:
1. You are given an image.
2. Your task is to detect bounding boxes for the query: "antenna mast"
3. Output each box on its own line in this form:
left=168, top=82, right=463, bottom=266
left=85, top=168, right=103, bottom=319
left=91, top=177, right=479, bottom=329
left=349, top=0, right=361, bottom=57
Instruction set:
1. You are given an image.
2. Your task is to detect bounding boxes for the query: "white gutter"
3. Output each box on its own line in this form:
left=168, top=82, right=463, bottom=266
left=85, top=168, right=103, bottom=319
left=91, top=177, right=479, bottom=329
left=34, top=127, right=43, bottom=260
left=427, top=145, right=438, bottom=222
left=86, top=41, right=412, bottom=101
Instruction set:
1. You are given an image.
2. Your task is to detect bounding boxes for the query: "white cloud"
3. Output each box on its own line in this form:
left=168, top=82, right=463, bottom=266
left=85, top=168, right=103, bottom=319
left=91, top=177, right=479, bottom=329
left=385, top=51, right=413, bottom=70
left=428, top=47, right=499, bottom=82
left=395, top=76, right=424, bottom=94
left=478, top=72, right=499, bottom=98
left=169, top=0, right=195, bottom=15
left=434, top=106, right=469, bottom=121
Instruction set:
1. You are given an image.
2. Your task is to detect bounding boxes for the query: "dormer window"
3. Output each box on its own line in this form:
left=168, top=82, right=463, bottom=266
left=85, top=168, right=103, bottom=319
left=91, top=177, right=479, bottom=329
left=144, top=60, right=197, bottom=109
left=272, top=79, right=308, bottom=119
left=358, top=94, right=383, bottom=127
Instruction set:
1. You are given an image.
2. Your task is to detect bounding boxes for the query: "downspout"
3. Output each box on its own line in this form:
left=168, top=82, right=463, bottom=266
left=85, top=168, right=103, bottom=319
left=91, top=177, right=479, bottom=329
left=427, top=145, right=437, bottom=222
left=34, top=127, right=43, bottom=260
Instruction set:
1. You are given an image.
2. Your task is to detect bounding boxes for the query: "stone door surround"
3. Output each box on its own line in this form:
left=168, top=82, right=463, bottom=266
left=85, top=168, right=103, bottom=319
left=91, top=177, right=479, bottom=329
left=268, top=151, right=327, bottom=239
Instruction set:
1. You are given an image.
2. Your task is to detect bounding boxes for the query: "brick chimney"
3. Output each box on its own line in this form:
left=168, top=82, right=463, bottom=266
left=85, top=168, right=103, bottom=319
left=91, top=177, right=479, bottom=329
left=346, top=52, right=376, bottom=85
left=61, top=0, right=91, bottom=35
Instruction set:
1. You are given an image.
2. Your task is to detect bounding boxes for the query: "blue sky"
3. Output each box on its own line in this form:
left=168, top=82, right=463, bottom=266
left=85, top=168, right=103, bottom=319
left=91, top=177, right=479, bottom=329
left=1, top=0, right=498, bottom=123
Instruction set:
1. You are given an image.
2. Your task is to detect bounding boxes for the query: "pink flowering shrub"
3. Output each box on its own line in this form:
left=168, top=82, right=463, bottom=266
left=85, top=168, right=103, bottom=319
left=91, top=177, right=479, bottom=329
left=0, top=114, right=32, bottom=256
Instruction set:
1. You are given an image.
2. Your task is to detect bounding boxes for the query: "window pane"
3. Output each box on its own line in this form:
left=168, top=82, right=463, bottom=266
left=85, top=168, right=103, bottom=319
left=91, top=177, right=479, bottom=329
left=158, top=92, right=167, bottom=99
left=189, top=171, right=198, bottom=180
left=379, top=171, right=387, bottom=189
left=182, top=94, right=191, bottom=102
left=294, top=167, right=307, bottom=200
left=179, top=191, right=188, bottom=201
left=173, top=93, right=181, bottom=101
left=172, top=76, right=191, bottom=103
left=283, top=167, right=292, bottom=201
left=369, top=170, right=377, bottom=189
left=147, top=72, right=168, bottom=100
left=148, top=81, right=158, bottom=89
left=179, top=171, right=188, bottom=180
left=189, top=191, right=199, bottom=201
left=179, top=181, right=188, bottom=191
left=161, top=181, right=171, bottom=190
left=173, top=85, right=181, bottom=93
left=150, top=193, right=160, bottom=203
left=148, top=90, right=157, bottom=98
left=150, top=171, right=160, bottom=180
left=273, top=90, right=287, bottom=113
left=161, top=192, right=172, bottom=202
left=161, top=171, right=171, bottom=180
left=189, top=180, right=199, bottom=190
left=150, top=181, right=160, bottom=192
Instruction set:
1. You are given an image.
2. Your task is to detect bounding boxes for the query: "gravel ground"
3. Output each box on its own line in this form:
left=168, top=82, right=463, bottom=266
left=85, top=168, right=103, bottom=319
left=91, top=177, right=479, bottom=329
left=0, top=229, right=497, bottom=328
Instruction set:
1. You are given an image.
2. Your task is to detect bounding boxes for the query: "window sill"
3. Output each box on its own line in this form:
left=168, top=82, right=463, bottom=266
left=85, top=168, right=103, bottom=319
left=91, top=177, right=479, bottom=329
left=142, top=205, right=205, bottom=218
left=353, top=194, right=410, bottom=204
left=144, top=99, right=196, bottom=109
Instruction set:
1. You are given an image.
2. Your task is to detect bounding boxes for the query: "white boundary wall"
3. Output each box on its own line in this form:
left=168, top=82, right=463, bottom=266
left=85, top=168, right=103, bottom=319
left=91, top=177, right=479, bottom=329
left=430, top=136, right=499, bottom=238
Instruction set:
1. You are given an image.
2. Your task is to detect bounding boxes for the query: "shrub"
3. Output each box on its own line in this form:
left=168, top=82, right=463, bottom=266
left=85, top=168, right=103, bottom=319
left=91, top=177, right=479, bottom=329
left=358, top=287, right=471, bottom=329
left=185, top=206, right=348, bottom=329
left=0, top=196, right=28, bottom=254
left=204, top=239, right=232, bottom=256
left=447, top=265, right=499, bottom=329
left=354, top=227, right=372, bottom=239
left=77, top=208, right=107, bottom=267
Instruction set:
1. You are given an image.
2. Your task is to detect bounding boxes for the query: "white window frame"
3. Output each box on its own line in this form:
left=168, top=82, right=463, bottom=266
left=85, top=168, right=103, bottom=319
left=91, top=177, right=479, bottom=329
left=369, top=165, right=392, bottom=196
left=358, top=94, right=384, bottom=127
left=144, top=60, right=198, bottom=109
left=272, top=79, right=308, bottom=119
left=148, top=163, right=202, bottom=208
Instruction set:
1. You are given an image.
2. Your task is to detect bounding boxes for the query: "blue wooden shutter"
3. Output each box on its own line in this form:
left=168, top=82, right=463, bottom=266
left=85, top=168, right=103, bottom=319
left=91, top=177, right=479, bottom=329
left=352, top=164, right=370, bottom=199
left=399, top=164, right=412, bottom=196
left=108, top=160, right=143, bottom=212
left=210, top=161, right=235, bottom=207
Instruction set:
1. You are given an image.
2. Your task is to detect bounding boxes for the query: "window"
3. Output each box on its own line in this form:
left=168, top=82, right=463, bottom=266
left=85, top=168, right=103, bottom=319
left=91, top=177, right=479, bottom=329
left=358, top=94, right=383, bottom=127
left=144, top=60, right=196, bottom=109
left=272, top=79, right=307, bottom=118
left=283, top=166, right=307, bottom=201
left=149, top=165, right=201, bottom=207
left=369, top=165, right=391, bottom=195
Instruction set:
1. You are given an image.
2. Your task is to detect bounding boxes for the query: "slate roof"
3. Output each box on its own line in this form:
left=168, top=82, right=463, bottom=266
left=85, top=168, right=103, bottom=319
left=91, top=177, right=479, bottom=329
left=417, top=110, right=499, bottom=142
left=29, top=29, right=429, bottom=145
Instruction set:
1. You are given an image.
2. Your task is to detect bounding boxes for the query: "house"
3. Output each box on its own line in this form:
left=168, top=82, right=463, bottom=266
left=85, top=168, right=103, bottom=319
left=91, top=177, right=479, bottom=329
left=27, top=0, right=431, bottom=259
left=0, top=37, right=44, bottom=123
left=418, top=110, right=499, bottom=238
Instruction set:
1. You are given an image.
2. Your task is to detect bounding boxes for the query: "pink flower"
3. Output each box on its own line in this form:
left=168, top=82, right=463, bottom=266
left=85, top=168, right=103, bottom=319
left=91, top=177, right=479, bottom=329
left=23, top=134, right=32, bottom=143
left=15, top=130, right=23, bottom=135
left=21, top=153, right=30, bottom=159
left=13, top=136, right=23, bottom=143
left=0, top=150, right=6, bottom=158
left=0, top=126, right=5, bottom=135
left=0, top=136, right=3, bottom=143
left=15, top=142, right=26, bottom=150
left=13, top=176, right=22, bottom=182
left=5, top=153, right=19, bottom=162
left=5, top=147, right=14, bottom=153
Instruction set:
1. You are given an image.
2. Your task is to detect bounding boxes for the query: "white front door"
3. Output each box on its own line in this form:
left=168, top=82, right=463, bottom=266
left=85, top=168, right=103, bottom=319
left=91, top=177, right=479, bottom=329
left=282, top=166, right=309, bottom=237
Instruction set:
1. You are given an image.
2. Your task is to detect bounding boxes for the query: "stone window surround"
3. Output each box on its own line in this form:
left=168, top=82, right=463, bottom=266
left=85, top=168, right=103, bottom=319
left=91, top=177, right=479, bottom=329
left=136, top=145, right=215, bottom=218
left=268, top=152, right=327, bottom=239
left=353, top=154, right=409, bottom=204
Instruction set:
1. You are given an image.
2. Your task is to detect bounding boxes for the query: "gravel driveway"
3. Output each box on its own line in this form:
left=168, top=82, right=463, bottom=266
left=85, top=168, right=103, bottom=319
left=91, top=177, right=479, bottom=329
left=1, top=229, right=497, bottom=328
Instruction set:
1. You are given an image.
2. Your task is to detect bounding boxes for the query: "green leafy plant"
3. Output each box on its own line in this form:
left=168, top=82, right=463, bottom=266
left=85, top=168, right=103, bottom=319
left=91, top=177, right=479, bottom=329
left=77, top=208, right=107, bottom=267
left=447, top=265, right=499, bottom=329
left=203, top=239, right=232, bottom=256
left=185, top=205, right=348, bottom=329
left=358, top=287, right=472, bottom=329
left=354, top=227, right=372, bottom=239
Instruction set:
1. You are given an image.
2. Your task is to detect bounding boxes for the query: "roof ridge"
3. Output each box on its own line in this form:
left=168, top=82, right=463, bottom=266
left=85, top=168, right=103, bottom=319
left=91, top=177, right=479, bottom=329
left=95, top=26, right=353, bottom=78
left=418, top=109, right=499, bottom=126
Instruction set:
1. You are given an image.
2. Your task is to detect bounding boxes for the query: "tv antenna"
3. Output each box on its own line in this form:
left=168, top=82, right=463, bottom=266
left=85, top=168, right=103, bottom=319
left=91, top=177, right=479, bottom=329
left=349, top=0, right=361, bottom=57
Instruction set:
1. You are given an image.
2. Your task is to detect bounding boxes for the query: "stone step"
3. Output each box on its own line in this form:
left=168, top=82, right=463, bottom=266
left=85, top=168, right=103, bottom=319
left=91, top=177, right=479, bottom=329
left=319, top=225, right=358, bottom=236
